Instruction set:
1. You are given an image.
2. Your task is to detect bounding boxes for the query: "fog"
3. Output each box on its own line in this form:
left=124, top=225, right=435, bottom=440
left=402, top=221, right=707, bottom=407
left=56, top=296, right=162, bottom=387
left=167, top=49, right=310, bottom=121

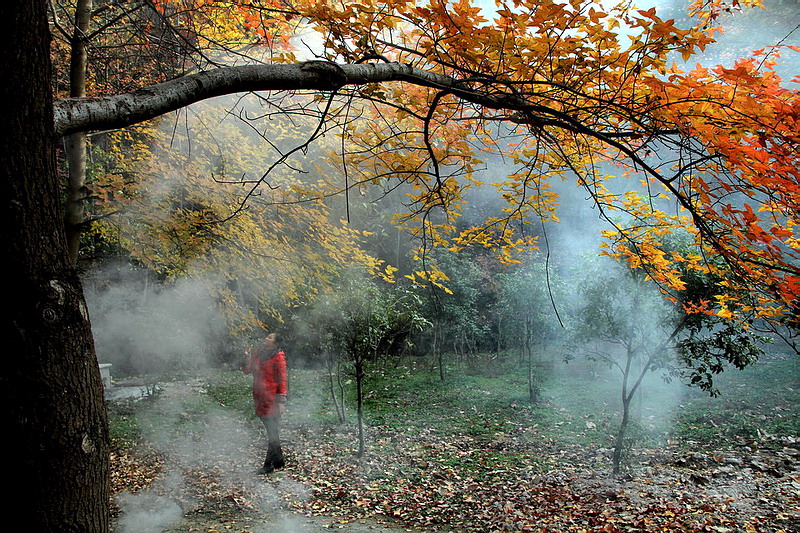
left=84, top=266, right=228, bottom=376
left=81, top=2, right=800, bottom=530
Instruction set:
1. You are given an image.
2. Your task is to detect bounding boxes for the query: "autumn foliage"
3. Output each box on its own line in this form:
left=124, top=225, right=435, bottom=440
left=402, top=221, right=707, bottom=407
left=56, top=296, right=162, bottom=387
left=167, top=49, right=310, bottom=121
left=53, top=0, right=800, bottom=332
left=290, top=0, right=800, bottom=327
left=32, top=2, right=800, bottom=530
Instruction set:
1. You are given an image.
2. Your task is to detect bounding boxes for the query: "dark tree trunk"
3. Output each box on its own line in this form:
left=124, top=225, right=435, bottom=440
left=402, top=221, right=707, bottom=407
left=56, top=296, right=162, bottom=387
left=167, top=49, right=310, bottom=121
left=0, top=2, right=110, bottom=531
left=612, top=345, right=636, bottom=476
left=612, top=400, right=630, bottom=476
left=435, top=319, right=445, bottom=382
left=355, top=358, right=366, bottom=457
left=525, top=316, right=538, bottom=404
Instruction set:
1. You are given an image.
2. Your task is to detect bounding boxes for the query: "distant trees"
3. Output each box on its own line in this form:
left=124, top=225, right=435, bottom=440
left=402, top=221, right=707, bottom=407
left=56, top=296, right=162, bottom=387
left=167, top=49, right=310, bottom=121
left=497, top=258, right=566, bottom=403
left=309, top=274, right=429, bottom=456
left=421, top=249, right=495, bottom=371
left=51, top=0, right=296, bottom=265
left=87, top=94, right=390, bottom=340
left=52, top=0, right=195, bottom=265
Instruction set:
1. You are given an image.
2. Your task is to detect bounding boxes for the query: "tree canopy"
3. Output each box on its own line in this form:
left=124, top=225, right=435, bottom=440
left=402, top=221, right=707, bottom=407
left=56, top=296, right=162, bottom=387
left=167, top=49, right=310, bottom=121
left=54, top=0, right=800, bottom=334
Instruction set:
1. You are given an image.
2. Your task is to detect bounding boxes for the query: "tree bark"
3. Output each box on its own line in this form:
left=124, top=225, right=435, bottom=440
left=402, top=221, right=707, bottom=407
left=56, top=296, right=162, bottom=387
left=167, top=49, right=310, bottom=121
left=52, top=61, right=551, bottom=138
left=612, top=399, right=630, bottom=476
left=0, top=2, right=110, bottom=531
left=64, top=0, right=93, bottom=265
left=355, top=358, right=366, bottom=457
left=612, top=343, right=636, bottom=476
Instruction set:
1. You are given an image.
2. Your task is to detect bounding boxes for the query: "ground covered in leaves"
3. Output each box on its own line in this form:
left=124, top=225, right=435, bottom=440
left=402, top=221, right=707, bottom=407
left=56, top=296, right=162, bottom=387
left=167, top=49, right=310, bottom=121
left=288, top=426, right=799, bottom=532
left=108, top=361, right=799, bottom=533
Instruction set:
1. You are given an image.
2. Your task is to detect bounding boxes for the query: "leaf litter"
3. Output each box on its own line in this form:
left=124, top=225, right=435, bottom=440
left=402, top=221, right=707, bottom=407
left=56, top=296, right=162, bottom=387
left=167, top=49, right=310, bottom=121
left=110, top=380, right=799, bottom=532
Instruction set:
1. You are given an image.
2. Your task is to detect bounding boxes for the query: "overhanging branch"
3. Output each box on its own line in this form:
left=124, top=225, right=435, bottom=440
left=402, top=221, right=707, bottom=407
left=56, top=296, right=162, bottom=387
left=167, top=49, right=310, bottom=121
left=55, top=61, right=474, bottom=136
left=53, top=60, right=647, bottom=140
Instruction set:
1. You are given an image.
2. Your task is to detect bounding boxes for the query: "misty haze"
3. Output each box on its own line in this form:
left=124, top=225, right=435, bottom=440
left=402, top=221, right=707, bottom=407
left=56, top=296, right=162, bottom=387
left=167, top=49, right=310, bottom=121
left=7, top=0, right=800, bottom=532
left=84, top=2, right=799, bottom=532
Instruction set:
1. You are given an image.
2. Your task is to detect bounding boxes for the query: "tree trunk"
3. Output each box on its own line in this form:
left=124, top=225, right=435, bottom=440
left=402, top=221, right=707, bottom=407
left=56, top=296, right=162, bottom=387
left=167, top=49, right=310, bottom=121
left=337, top=360, right=347, bottom=422
left=64, top=131, right=88, bottom=264
left=327, top=353, right=345, bottom=423
left=612, top=344, right=655, bottom=476
left=612, top=345, right=635, bottom=476
left=64, top=0, right=93, bottom=265
left=355, top=359, right=365, bottom=457
left=0, top=3, right=110, bottom=531
left=435, top=319, right=445, bottom=382
left=496, top=314, right=503, bottom=354
left=612, top=399, right=630, bottom=476
left=525, top=316, right=538, bottom=404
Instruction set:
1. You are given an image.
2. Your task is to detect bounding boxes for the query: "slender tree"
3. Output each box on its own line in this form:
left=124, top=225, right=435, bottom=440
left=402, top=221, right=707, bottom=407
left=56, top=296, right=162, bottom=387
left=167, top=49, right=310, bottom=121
left=571, top=252, right=763, bottom=474
left=317, top=276, right=428, bottom=456
left=497, top=258, right=565, bottom=403
left=62, top=0, right=92, bottom=265
left=570, top=258, right=684, bottom=474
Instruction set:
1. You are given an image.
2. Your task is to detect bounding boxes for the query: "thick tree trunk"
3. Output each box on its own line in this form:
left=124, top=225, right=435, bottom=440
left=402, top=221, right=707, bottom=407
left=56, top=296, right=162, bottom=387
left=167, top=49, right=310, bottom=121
left=0, top=2, right=110, bottom=531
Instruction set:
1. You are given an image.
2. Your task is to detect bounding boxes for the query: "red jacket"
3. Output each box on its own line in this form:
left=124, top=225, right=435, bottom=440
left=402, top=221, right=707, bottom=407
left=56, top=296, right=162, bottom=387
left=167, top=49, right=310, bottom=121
left=245, top=347, right=287, bottom=417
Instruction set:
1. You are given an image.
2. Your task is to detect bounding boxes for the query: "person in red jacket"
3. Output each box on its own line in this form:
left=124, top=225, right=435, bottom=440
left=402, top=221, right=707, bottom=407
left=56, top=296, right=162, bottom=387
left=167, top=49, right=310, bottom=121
left=244, top=331, right=288, bottom=474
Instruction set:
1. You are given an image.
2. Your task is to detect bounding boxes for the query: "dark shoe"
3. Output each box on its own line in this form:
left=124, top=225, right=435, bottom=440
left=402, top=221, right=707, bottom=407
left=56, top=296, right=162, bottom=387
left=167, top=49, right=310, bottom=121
left=257, top=443, right=276, bottom=474
left=256, top=463, right=275, bottom=475
left=273, top=445, right=285, bottom=470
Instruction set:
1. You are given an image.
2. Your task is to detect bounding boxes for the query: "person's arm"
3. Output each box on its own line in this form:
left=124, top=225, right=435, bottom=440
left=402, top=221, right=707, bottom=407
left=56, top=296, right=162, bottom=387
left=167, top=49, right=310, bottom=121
left=275, top=352, right=288, bottom=405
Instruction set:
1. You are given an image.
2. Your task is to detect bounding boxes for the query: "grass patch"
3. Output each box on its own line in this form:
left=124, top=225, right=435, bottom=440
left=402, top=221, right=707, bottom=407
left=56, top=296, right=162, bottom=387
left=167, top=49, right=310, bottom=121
left=360, top=358, right=526, bottom=437
left=205, top=371, right=252, bottom=415
left=107, top=400, right=144, bottom=448
left=356, top=351, right=799, bottom=450
left=106, top=352, right=799, bottom=463
left=673, top=354, right=800, bottom=447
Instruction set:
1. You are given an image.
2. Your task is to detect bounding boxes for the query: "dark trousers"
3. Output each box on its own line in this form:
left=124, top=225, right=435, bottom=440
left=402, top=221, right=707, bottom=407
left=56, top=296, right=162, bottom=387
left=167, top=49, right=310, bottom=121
left=258, top=415, right=284, bottom=471
left=259, top=415, right=281, bottom=445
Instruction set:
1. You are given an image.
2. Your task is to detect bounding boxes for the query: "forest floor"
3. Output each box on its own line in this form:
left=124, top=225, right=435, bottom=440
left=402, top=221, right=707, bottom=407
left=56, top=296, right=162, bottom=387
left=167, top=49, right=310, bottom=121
left=108, top=363, right=800, bottom=533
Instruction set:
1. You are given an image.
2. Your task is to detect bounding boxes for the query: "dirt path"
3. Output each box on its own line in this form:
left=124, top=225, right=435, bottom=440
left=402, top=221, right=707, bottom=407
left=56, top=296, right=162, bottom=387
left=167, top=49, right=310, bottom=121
left=111, top=380, right=420, bottom=533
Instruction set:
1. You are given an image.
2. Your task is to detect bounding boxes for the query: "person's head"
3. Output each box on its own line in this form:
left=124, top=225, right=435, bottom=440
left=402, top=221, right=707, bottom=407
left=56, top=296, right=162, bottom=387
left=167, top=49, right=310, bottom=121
left=263, top=332, right=281, bottom=350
